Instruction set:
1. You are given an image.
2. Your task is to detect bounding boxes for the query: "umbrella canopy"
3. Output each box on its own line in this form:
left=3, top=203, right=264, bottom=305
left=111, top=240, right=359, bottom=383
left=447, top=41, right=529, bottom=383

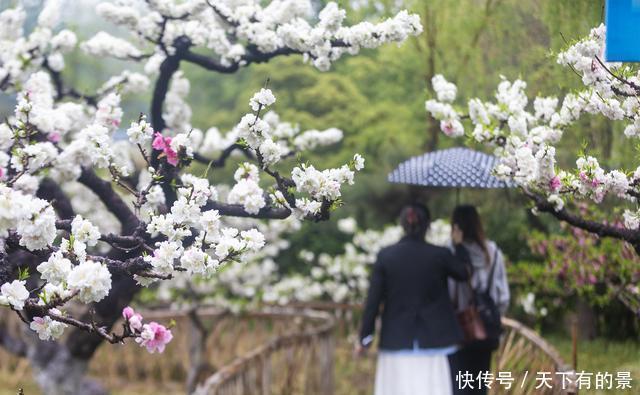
left=388, top=147, right=513, bottom=189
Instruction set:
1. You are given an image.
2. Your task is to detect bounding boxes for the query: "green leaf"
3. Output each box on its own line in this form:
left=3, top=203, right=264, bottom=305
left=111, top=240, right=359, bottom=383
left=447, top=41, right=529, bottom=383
left=17, top=267, right=29, bottom=281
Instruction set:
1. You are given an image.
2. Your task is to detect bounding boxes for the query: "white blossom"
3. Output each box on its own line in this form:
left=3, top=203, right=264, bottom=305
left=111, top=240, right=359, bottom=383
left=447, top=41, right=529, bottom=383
left=30, top=312, right=67, bottom=340
left=67, top=261, right=112, bottom=303
left=71, top=215, right=101, bottom=247
left=249, top=88, right=276, bottom=111
left=37, top=252, right=72, bottom=286
left=0, top=280, right=29, bottom=310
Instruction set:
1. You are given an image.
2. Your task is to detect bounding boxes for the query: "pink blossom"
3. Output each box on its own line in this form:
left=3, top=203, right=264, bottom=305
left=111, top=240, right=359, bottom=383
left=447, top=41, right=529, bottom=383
left=135, top=322, right=173, bottom=353
left=122, top=306, right=135, bottom=320
left=48, top=132, right=61, bottom=143
left=122, top=306, right=143, bottom=331
left=441, top=121, right=454, bottom=136
left=165, top=149, right=178, bottom=166
left=549, top=176, right=561, bottom=192
left=129, top=314, right=143, bottom=331
left=579, top=172, right=588, bottom=181
left=152, top=132, right=169, bottom=150
left=152, top=132, right=179, bottom=166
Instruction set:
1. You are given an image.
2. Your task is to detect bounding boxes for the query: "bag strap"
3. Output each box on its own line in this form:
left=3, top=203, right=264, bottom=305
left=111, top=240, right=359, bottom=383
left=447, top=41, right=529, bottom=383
left=484, top=247, right=499, bottom=295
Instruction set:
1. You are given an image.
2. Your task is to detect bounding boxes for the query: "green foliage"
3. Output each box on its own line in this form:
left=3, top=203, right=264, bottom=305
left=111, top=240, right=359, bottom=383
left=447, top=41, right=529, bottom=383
left=509, top=214, right=640, bottom=338
left=513, top=228, right=638, bottom=307
left=17, top=267, right=29, bottom=281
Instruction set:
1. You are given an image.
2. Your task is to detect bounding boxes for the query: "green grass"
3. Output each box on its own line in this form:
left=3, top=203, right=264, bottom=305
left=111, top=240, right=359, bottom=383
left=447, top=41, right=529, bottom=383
left=543, top=333, right=640, bottom=394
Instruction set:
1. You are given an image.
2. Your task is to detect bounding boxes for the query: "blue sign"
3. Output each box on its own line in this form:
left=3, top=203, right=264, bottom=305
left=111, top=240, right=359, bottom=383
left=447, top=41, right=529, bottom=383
left=606, top=0, right=640, bottom=61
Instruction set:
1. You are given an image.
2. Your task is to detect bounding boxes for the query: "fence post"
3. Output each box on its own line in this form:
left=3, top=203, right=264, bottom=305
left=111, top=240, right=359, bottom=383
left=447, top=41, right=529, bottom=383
left=318, top=332, right=335, bottom=395
left=261, top=354, right=271, bottom=395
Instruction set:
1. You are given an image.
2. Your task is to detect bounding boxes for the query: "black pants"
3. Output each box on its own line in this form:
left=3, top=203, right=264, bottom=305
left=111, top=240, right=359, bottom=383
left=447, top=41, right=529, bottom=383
left=448, top=344, right=493, bottom=395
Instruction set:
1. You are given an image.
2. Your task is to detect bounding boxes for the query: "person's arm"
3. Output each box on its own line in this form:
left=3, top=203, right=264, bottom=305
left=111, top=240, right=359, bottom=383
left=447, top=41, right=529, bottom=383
left=358, top=253, right=385, bottom=348
left=494, top=250, right=510, bottom=315
left=445, top=244, right=472, bottom=281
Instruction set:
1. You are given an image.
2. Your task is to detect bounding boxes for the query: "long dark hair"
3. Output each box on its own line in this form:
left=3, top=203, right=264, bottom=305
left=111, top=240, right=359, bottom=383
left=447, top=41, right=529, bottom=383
left=452, top=205, right=490, bottom=265
left=400, top=203, right=430, bottom=238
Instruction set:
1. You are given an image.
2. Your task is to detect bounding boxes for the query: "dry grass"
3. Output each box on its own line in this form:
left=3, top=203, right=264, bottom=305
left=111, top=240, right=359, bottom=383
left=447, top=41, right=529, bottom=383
left=1, top=314, right=637, bottom=395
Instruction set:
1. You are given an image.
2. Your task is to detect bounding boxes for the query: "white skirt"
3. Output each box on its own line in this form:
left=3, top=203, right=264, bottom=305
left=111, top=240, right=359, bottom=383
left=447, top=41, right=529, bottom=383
left=374, top=352, right=453, bottom=395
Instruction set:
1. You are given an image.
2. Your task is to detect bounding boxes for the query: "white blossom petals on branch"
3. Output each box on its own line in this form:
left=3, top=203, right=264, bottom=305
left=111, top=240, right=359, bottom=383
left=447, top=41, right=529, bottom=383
left=249, top=88, right=276, bottom=111
left=81, top=31, right=143, bottom=60
left=426, top=23, right=640, bottom=232
left=67, top=260, right=112, bottom=303
left=293, top=128, right=343, bottom=151
left=30, top=312, right=68, bottom=340
left=0, top=280, right=29, bottom=310
left=127, top=115, right=154, bottom=145
left=37, top=252, right=72, bottom=287
left=1, top=186, right=58, bottom=251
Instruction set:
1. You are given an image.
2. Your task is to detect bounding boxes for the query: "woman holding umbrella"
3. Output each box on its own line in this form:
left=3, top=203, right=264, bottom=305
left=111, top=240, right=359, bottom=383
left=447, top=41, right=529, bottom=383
left=356, top=203, right=472, bottom=395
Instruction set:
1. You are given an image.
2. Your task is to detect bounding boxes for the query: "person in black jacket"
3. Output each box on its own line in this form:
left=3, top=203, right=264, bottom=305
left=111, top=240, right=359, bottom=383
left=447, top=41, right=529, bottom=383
left=356, top=203, right=471, bottom=395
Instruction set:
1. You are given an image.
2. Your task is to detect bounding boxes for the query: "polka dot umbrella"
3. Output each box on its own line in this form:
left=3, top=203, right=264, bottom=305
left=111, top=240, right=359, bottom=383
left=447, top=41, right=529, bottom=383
left=388, top=147, right=513, bottom=193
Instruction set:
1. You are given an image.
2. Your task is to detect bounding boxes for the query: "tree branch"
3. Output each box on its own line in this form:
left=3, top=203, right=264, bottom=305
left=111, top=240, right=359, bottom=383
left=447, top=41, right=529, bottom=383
left=78, top=168, right=139, bottom=233
left=526, top=190, right=640, bottom=246
left=192, top=143, right=253, bottom=167
left=37, top=178, right=75, bottom=220
left=203, top=200, right=291, bottom=219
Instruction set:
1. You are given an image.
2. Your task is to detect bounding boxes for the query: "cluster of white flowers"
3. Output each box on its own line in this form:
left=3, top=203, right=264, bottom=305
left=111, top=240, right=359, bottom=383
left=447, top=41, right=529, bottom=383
left=67, top=261, right=111, bottom=303
left=144, top=173, right=265, bottom=280
left=426, top=25, right=640, bottom=228
left=154, top=216, right=301, bottom=311
left=249, top=88, right=276, bottom=111
left=293, top=128, right=343, bottom=151
left=87, top=1, right=421, bottom=72
left=0, top=185, right=57, bottom=251
left=425, top=74, right=464, bottom=138
left=30, top=310, right=68, bottom=340
left=127, top=115, right=154, bottom=145
left=0, top=5, right=77, bottom=89
left=37, top=251, right=72, bottom=286
left=81, top=31, right=142, bottom=60
left=0, top=280, right=30, bottom=310
left=289, top=155, right=364, bottom=216
left=227, top=163, right=266, bottom=215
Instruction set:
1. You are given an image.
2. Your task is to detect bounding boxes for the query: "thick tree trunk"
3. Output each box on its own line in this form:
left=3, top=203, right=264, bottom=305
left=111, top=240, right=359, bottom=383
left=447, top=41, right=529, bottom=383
left=25, top=335, right=108, bottom=395
left=186, top=310, right=210, bottom=394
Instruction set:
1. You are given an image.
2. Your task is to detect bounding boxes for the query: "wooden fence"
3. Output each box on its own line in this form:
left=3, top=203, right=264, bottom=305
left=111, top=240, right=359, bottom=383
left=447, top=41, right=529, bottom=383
left=193, top=308, right=335, bottom=395
left=491, top=317, right=576, bottom=395
left=193, top=304, right=576, bottom=395
left=1, top=305, right=575, bottom=394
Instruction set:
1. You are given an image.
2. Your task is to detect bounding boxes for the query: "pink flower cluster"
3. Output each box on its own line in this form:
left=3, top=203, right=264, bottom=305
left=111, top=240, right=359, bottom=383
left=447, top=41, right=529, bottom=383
left=548, top=176, right=561, bottom=192
left=152, top=132, right=178, bottom=166
left=122, top=306, right=173, bottom=353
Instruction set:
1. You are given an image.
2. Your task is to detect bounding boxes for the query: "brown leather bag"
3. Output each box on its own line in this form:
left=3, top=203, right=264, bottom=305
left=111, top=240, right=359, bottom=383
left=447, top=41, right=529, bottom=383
left=457, top=304, right=487, bottom=343
left=455, top=281, right=487, bottom=343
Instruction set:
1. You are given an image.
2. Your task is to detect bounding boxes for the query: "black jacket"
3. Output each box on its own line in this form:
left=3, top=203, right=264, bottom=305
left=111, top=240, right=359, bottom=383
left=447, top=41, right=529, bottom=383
left=359, top=236, right=471, bottom=350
